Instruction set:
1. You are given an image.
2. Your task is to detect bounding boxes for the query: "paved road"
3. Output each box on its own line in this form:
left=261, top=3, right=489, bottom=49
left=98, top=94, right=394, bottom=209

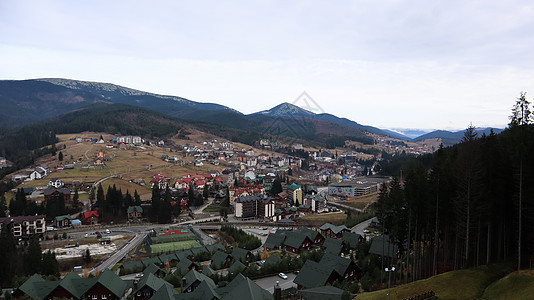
left=91, top=228, right=149, bottom=274
left=254, top=273, right=297, bottom=293
left=351, top=218, right=373, bottom=236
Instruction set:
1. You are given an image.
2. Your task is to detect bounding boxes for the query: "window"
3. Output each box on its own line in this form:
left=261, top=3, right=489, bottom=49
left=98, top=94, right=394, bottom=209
left=102, top=295, right=107, bottom=299
left=92, top=295, right=98, bottom=300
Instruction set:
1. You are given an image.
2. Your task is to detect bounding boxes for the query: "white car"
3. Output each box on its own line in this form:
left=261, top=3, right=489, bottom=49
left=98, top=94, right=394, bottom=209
left=363, top=229, right=370, bottom=234
left=135, top=273, right=143, bottom=278
left=278, top=273, right=288, bottom=279
left=105, top=229, right=111, bottom=234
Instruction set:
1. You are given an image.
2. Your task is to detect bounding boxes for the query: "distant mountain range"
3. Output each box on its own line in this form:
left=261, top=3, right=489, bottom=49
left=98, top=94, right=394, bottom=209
left=0, top=78, right=504, bottom=146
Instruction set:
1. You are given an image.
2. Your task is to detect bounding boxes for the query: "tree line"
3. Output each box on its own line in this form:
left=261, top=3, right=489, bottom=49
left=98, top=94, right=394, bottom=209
left=375, top=93, right=534, bottom=283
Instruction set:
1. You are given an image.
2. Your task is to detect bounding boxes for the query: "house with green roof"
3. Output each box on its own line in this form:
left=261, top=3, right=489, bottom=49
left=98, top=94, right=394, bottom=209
left=175, top=279, right=220, bottom=300
left=142, top=256, right=162, bottom=268
left=263, top=254, right=281, bottom=266
left=181, top=269, right=216, bottom=293
left=87, top=269, right=128, bottom=300
left=322, top=237, right=344, bottom=255
left=202, top=265, right=217, bottom=277
left=127, top=206, right=144, bottom=221
left=176, top=258, right=200, bottom=275
left=287, top=183, right=302, bottom=205
left=341, top=231, right=362, bottom=250
left=205, top=243, right=225, bottom=253
left=211, top=251, right=232, bottom=270
left=231, top=247, right=252, bottom=263
left=13, top=274, right=57, bottom=299
left=319, top=223, right=349, bottom=239
left=284, top=231, right=313, bottom=254
left=147, top=283, right=179, bottom=300
left=15, top=270, right=128, bottom=300
left=134, top=272, right=173, bottom=300
left=54, top=214, right=72, bottom=228
left=218, top=275, right=272, bottom=300
left=228, top=260, right=247, bottom=274
left=319, top=253, right=361, bottom=282
left=295, top=227, right=325, bottom=246
left=293, top=260, right=340, bottom=289
left=263, top=231, right=286, bottom=250
left=158, top=253, right=179, bottom=266
left=143, top=263, right=168, bottom=277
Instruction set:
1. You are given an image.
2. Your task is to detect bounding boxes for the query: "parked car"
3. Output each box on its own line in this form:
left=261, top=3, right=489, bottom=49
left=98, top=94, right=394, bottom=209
left=105, top=229, right=111, bottom=234
left=363, top=229, right=370, bottom=234
left=278, top=273, right=288, bottom=279
left=135, top=273, right=143, bottom=278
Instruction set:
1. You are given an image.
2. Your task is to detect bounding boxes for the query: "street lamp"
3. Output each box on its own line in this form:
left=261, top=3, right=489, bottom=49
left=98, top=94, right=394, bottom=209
left=385, top=266, right=396, bottom=300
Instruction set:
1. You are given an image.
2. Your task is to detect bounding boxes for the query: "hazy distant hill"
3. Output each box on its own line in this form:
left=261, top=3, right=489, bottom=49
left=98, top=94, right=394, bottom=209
left=414, top=128, right=504, bottom=146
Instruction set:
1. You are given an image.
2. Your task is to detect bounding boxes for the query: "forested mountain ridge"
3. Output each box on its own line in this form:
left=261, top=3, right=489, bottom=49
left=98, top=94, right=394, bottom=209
left=375, top=95, right=534, bottom=281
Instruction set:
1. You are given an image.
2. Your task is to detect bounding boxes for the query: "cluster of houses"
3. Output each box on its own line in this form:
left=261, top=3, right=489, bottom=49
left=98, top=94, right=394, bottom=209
left=263, top=223, right=363, bottom=289
left=233, top=183, right=327, bottom=222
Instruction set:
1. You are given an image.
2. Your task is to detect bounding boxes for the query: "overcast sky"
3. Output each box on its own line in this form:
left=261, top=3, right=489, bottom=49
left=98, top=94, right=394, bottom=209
left=1, top=1, right=533, bottom=131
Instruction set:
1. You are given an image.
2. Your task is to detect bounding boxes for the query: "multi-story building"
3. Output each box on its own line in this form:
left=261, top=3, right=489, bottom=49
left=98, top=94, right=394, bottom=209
left=235, top=195, right=275, bottom=220
left=0, top=215, right=46, bottom=238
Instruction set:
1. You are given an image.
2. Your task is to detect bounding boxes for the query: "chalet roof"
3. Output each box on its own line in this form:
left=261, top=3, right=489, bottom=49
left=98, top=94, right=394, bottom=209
left=263, top=231, right=286, bottom=249
left=341, top=232, right=361, bottom=249
left=202, top=266, right=216, bottom=277
left=211, top=251, right=231, bottom=269
left=319, top=223, right=349, bottom=235
left=205, top=243, right=225, bottom=253
left=231, top=247, right=251, bottom=262
left=264, top=254, right=281, bottom=266
left=293, top=260, right=338, bottom=289
left=284, top=231, right=311, bottom=249
left=287, top=183, right=301, bottom=191
left=322, top=237, right=344, bottom=255
left=182, top=269, right=216, bottom=292
left=319, top=253, right=355, bottom=277
left=149, top=283, right=179, bottom=300
left=96, top=269, right=128, bottom=298
left=127, top=206, right=143, bottom=213
left=55, top=215, right=72, bottom=221
left=143, top=263, right=168, bottom=276
left=142, top=256, right=162, bottom=267
left=228, top=260, right=247, bottom=274
left=135, top=273, right=172, bottom=295
left=15, top=274, right=55, bottom=299
left=219, top=275, right=272, bottom=300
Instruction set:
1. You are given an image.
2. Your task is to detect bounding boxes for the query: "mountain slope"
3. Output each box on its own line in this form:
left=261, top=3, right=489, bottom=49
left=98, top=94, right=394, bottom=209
left=414, top=128, right=504, bottom=146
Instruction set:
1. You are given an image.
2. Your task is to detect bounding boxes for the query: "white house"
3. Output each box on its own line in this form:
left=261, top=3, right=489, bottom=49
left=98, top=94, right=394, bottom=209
left=30, top=167, right=48, bottom=180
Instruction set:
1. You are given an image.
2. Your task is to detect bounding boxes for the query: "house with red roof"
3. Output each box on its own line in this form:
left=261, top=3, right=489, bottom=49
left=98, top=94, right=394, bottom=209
left=82, top=211, right=99, bottom=225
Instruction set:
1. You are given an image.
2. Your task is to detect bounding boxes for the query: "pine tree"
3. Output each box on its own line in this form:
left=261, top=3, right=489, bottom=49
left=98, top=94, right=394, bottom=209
left=58, top=151, right=63, bottom=161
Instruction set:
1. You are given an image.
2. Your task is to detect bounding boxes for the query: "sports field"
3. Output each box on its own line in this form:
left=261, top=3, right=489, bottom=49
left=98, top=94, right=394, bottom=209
left=150, top=240, right=202, bottom=253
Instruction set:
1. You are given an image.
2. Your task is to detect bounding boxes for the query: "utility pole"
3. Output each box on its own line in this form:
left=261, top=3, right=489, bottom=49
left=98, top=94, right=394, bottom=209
left=385, top=266, right=396, bottom=300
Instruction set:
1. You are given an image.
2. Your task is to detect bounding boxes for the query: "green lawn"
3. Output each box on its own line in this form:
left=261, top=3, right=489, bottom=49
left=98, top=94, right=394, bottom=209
left=203, top=205, right=221, bottom=213
left=356, top=263, right=516, bottom=300
left=482, top=270, right=534, bottom=299
left=150, top=240, right=202, bottom=253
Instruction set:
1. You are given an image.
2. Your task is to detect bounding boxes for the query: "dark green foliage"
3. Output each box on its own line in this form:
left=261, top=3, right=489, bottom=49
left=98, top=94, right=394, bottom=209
left=220, top=225, right=261, bottom=250
left=58, top=151, right=63, bottom=161
left=84, top=249, right=92, bottom=263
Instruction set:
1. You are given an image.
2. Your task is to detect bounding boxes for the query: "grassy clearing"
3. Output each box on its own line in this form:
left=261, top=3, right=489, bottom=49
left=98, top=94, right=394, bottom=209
left=356, top=263, right=515, bottom=300
left=203, top=205, right=221, bottom=213
left=150, top=240, right=202, bottom=253
left=482, top=269, right=534, bottom=299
